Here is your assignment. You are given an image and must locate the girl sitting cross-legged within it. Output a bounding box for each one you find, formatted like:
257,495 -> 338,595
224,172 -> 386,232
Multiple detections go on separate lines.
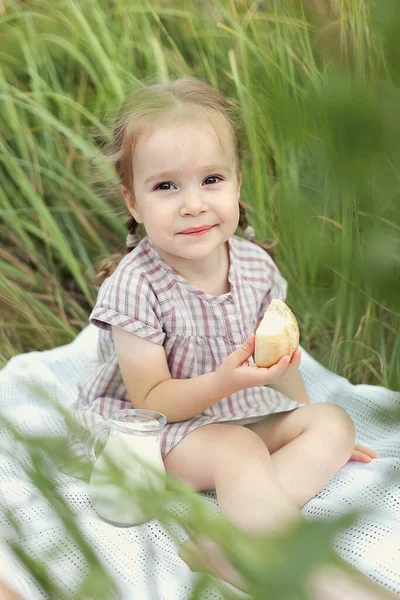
75,76 -> 394,599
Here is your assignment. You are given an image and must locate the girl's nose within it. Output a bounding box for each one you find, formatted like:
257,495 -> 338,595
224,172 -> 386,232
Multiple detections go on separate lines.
180,193 -> 208,217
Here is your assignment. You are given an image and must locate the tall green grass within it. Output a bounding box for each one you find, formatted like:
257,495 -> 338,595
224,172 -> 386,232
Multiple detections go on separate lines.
1,0 -> 398,388
1,0 -> 399,387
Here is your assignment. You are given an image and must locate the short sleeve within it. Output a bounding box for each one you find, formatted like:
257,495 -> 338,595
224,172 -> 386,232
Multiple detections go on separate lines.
257,254 -> 288,322
89,265 -> 166,346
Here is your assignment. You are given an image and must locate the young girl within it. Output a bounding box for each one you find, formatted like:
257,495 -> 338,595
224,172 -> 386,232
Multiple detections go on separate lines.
75,77 -> 391,598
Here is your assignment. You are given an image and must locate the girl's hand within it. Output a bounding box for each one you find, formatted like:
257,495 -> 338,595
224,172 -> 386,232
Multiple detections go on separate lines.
270,348 -> 302,384
349,445 -> 379,463
215,333 -> 300,397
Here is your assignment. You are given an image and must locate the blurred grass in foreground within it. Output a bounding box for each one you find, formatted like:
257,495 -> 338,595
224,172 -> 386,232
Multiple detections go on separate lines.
0,0 -> 399,388
0,407 -> 371,600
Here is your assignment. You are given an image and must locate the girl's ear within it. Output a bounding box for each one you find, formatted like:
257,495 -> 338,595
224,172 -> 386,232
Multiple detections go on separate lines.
121,185 -> 142,224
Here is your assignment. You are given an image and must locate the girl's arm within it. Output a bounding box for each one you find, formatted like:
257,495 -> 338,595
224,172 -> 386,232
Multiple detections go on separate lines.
112,328 -> 295,423
267,350 -> 311,405
268,368 -> 310,405
112,325 -> 231,422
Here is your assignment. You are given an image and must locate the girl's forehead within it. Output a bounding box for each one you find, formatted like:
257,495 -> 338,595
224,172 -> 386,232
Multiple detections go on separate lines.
134,118 -> 236,169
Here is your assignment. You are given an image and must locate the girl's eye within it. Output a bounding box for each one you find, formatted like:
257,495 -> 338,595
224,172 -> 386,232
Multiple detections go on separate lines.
154,182 -> 176,191
203,175 -> 223,185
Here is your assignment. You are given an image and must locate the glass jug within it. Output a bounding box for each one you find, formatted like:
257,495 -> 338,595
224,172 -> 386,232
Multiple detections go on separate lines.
88,408 -> 167,527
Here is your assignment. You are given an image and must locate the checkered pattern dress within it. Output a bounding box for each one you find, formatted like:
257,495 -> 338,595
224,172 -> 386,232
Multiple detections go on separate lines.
74,235 -> 300,459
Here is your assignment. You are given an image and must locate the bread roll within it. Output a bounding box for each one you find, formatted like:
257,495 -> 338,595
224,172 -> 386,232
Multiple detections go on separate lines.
255,299 -> 299,368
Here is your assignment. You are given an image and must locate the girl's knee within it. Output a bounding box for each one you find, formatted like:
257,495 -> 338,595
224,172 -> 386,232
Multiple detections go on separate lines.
313,403 -> 356,449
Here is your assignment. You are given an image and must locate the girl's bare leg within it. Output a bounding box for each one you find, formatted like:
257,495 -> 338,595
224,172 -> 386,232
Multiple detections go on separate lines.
244,403 -> 356,507
164,404 -> 396,598
164,422 -> 301,591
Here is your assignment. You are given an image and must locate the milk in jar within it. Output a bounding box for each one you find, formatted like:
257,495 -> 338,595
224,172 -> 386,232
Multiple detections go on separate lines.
89,410 -> 167,526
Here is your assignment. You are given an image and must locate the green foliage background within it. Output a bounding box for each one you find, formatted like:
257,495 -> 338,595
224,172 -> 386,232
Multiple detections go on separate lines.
0,0 -> 399,388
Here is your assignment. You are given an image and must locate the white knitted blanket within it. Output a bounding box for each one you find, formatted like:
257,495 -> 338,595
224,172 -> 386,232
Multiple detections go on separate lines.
0,325 -> 399,599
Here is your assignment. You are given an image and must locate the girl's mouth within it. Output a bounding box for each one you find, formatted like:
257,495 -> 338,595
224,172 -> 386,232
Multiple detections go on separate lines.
178,225 -> 216,236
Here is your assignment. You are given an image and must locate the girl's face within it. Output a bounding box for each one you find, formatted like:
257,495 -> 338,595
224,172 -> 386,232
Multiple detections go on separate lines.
123,120 -> 242,267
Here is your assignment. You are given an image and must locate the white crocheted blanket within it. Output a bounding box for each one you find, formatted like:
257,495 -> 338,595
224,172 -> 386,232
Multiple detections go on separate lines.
0,325 -> 399,598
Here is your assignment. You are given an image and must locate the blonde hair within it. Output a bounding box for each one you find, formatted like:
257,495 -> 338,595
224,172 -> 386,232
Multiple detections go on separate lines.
94,76 -> 277,286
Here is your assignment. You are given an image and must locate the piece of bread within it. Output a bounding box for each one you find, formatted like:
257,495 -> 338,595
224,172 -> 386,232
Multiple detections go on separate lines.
254,299 -> 299,368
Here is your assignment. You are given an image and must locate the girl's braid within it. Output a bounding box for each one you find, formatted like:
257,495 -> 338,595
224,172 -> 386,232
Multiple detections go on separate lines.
93,216 -> 141,286
238,200 -> 277,259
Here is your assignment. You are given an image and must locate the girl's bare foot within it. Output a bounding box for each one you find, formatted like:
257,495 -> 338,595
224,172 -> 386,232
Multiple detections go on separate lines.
180,536 -> 398,600
179,533 -> 248,592
0,580 -> 21,600
310,566 -> 399,600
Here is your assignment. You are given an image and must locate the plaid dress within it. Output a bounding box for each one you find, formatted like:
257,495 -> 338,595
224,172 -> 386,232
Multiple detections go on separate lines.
74,235 -> 301,459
